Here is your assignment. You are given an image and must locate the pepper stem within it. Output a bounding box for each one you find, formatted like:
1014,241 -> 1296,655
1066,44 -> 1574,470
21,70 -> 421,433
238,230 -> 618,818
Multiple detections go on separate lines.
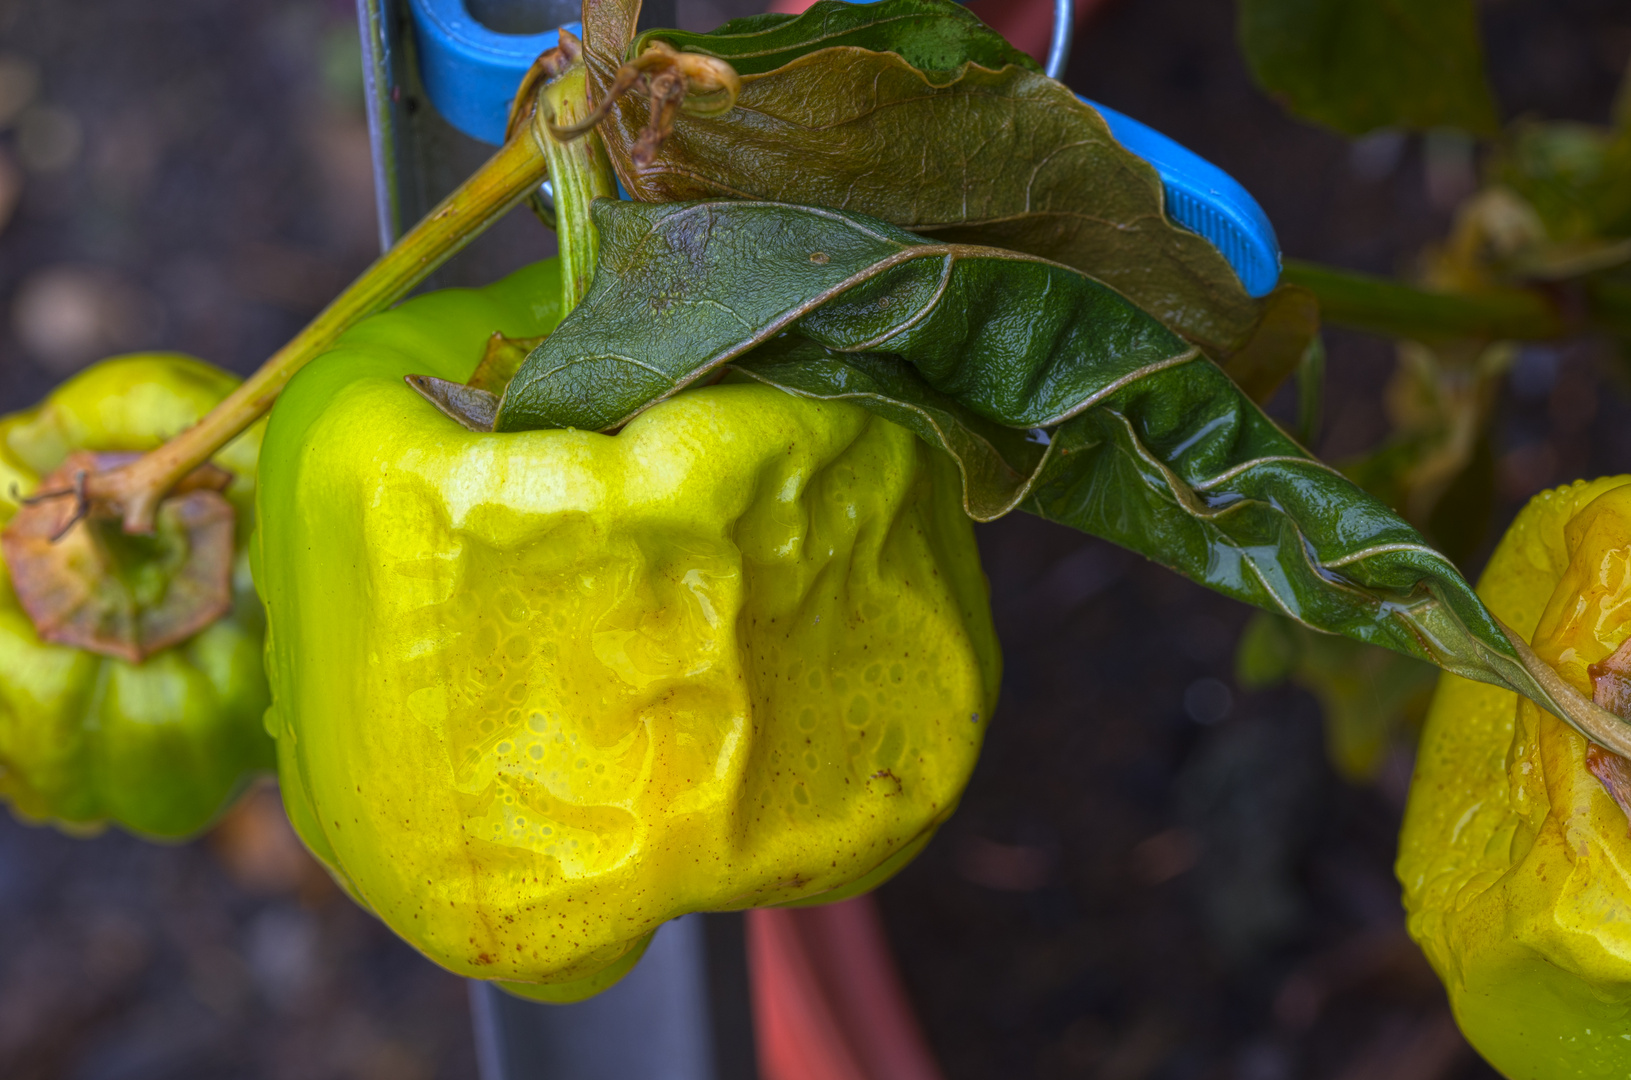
78,86 -> 559,535
539,55 -> 620,314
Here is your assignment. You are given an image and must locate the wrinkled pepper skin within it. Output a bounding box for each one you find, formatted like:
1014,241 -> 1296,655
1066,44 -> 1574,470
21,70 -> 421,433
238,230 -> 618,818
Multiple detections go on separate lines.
0,355 -> 272,838
254,259 -> 1001,1001
1401,476 -> 1631,1077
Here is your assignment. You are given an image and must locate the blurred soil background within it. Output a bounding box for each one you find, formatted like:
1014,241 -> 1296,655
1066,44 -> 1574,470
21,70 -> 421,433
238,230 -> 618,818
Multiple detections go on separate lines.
0,0 -> 1626,1077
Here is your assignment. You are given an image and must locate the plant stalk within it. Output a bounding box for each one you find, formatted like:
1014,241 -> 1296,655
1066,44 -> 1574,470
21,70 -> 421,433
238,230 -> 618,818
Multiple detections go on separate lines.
84,98 -> 556,534
1283,260 -> 1567,344
539,63 -> 620,315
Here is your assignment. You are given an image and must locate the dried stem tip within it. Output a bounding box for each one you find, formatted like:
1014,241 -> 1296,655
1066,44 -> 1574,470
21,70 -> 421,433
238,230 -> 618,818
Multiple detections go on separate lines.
547,37 -> 740,167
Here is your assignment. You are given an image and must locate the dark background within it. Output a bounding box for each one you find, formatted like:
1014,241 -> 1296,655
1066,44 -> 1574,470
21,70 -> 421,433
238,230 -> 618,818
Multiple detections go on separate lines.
0,0 -> 1626,1076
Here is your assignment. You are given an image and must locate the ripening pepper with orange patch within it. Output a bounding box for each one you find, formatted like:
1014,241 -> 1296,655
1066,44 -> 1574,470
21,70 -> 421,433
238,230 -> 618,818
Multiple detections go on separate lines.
1402,476 -> 1631,1077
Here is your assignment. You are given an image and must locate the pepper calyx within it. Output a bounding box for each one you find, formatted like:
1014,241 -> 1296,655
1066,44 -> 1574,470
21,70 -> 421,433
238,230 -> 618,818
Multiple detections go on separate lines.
2,451 -> 236,663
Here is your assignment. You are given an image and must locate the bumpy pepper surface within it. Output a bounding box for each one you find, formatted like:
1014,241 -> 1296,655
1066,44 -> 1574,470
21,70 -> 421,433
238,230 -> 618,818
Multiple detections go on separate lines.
0,354 -> 272,838
1400,476 -> 1631,1077
254,258 -> 1001,1001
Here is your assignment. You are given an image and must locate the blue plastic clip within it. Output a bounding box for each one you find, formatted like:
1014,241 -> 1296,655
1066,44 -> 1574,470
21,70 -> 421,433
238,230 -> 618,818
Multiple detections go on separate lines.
405,0 -> 1280,296
408,0 -> 581,145
1087,102 -> 1280,297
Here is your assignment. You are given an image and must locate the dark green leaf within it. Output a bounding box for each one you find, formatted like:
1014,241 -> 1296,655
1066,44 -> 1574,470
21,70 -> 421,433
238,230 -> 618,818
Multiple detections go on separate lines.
756,333 -> 1501,695
761,332 -> 1550,709
498,194 -> 1631,758
1237,0 -> 1498,137
695,11 -> 795,37
1018,351 -> 1488,660
495,199 -> 1194,433
633,0 -> 1038,79
582,0 -> 1260,356
1005,350 -> 1624,751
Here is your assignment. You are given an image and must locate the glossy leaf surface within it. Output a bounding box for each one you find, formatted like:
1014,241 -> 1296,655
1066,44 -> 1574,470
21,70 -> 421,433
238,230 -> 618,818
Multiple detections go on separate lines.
495,200 -> 1195,434
500,195 -> 1631,752
1237,0 -> 1498,137
580,0 -> 1260,356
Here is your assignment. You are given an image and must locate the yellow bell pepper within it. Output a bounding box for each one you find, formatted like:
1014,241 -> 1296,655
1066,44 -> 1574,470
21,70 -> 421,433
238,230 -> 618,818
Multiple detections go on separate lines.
1401,475 -> 1631,1076
253,258 -> 1001,1001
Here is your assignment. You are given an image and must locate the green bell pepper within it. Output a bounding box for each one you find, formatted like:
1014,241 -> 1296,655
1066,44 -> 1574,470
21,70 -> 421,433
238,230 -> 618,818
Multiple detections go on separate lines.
0,354 -> 272,838
254,257 -> 1001,1001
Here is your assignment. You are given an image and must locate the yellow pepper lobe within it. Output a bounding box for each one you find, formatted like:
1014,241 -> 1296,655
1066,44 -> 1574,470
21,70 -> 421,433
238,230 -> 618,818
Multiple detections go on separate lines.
0,354 -> 272,838
1400,477 -> 1631,1076
254,260 -> 1000,998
